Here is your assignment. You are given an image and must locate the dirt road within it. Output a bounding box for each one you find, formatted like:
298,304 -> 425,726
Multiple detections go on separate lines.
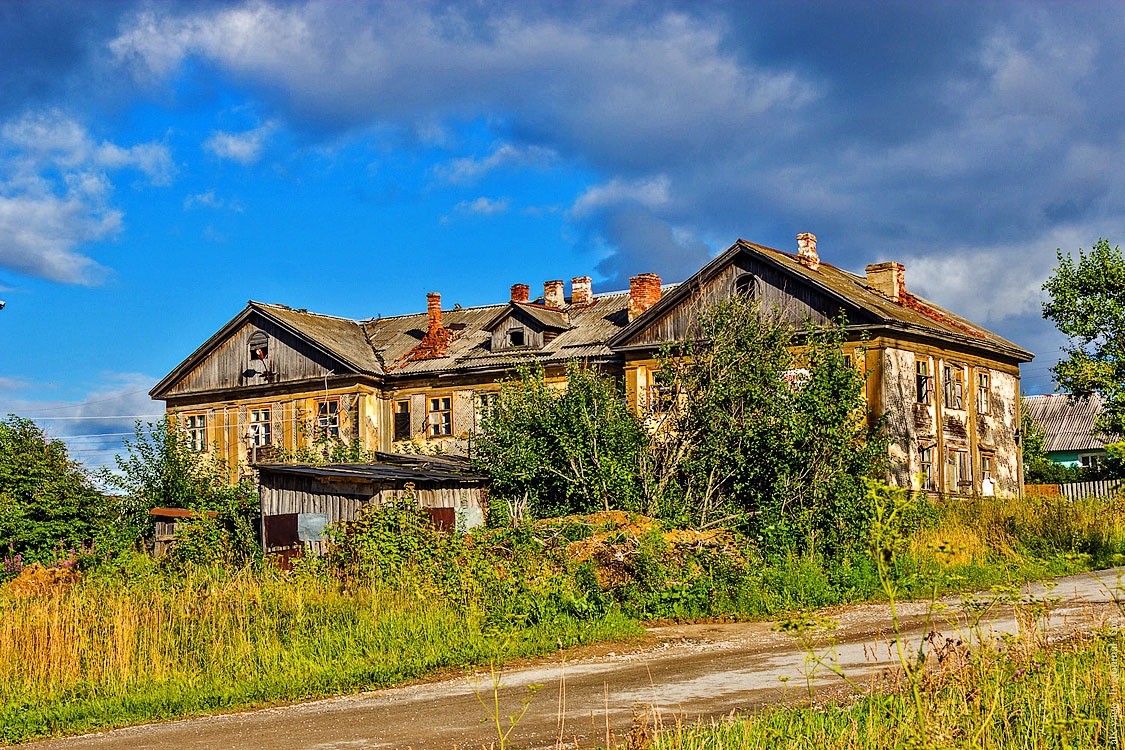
21,567 -> 1125,750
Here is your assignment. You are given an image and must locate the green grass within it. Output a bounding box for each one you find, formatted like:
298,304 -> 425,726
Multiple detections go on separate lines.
0,570 -> 641,744
3,490 -> 1124,745
641,630 -> 1123,749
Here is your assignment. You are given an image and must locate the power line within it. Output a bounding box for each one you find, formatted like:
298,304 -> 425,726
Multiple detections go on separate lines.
12,388 -> 153,414
22,414 -> 165,421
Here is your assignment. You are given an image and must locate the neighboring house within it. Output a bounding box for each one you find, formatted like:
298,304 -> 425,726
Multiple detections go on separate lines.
151,233 -> 1034,497
1024,393 -> 1113,469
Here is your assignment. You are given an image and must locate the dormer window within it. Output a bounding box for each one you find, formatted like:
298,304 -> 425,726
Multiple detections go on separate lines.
733,273 -> 758,298
248,330 -> 269,361
508,329 -> 525,348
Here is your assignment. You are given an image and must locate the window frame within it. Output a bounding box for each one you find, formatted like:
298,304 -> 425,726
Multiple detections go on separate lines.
976,371 -> 991,415
507,328 -> 526,348
393,399 -> 412,442
248,330 -> 269,362
946,447 -> 970,493
428,394 -> 453,437
316,398 -> 340,440
248,405 -> 272,447
733,273 -> 758,298
980,451 -> 994,481
475,391 -> 500,425
919,445 -> 935,491
916,360 -> 932,405
943,363 -> 965,410
185,412 -> 208,453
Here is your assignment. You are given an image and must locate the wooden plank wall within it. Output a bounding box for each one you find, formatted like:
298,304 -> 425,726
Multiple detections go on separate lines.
259,471 -> 485,554
166,315 -> 347,396
625,255 -> 850,348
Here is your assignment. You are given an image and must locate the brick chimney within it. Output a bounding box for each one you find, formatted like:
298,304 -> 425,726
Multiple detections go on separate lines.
427,292 -> 442,330
544,280 -> 565,308
797,232 -> 819,271
628,273 -> 662,322
571,276 -> 592,305
510,283 -> 530,303
865,262 -> 906,302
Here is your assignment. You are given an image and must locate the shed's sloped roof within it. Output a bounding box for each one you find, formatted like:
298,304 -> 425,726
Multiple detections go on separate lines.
1025,393 -> 1115,452
255,460 -> 484,484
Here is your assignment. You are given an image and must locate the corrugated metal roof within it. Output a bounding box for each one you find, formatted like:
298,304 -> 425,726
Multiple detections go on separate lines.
1024,393 -> 1115,452
254,302 -> 385,375
255,460 -> 484,484
739,242 -> 1031,359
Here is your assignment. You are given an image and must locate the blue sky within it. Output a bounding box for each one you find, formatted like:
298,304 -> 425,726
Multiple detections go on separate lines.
1,0 -> 1122,468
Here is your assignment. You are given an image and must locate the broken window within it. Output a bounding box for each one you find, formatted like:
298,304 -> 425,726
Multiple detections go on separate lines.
185,413 -> 207,452
943,363 -> 964,410
507,328 -> 525,348
976,371 -> 990,415
317,399 -> 339,440
980,452 -> 993,480
916,360 -> 932,404
393,399 -> 411,441
428,395 -> 453,437
919,446 -> 935,490
946,447 -> 969,493
733,273 -> 758,298
476,392 -> 499,425
248,330 -> 269,361
648,371 -> 675,414
249,406 -> 272,446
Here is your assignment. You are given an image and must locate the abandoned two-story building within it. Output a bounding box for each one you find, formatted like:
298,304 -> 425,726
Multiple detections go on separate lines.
151,234 -> 1034,497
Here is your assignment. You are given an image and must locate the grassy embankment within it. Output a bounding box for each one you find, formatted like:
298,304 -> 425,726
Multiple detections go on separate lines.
2,491 -> 1124,744
635,611 -> 1124,749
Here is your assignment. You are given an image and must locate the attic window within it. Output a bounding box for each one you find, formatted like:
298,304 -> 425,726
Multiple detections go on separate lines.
733,274 -> 758,298
248,331 -> 269,361
508,329 -> 525,348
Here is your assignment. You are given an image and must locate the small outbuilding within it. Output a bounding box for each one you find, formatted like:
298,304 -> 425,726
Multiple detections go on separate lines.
256,452 -> 487,559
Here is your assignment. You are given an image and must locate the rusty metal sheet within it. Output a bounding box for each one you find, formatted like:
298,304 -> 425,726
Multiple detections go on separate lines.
264,513 -> 299,547
426,507 -> 456,532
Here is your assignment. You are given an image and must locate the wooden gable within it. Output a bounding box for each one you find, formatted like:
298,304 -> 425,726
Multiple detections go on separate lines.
612,245 -> 873,351
485,303 -> 569,352
154,310 -> 359,399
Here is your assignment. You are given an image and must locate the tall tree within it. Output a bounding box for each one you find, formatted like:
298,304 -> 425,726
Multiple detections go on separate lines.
0,416 -> 107,558
1042,238 -> 1125,434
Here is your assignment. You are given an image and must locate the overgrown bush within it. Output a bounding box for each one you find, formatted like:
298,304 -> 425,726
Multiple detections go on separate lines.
474,360 -> 647,519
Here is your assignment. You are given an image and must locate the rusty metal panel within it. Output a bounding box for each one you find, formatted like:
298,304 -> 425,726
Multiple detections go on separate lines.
426,507 -> 456,532
264,513 -> 299,547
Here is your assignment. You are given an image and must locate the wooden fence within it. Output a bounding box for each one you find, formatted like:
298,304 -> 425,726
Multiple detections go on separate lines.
1024,479 -> 1123,500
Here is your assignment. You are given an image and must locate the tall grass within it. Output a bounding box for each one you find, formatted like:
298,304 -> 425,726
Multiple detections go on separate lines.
0,566 -> 638,744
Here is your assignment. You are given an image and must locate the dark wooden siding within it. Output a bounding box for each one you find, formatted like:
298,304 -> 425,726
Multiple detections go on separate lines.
624,254 -> 858,348
489,309 -> 545,352
165,315 -> 350,396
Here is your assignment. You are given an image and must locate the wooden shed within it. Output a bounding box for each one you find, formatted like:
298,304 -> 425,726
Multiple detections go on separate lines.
149,507 -> 220,557
256,453 -> 487,557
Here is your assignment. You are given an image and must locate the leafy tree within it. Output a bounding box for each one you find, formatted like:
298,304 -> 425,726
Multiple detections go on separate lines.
0,416 -> 108,559
647,297 -> 888,551
99,418 -> 259,560
474,360 -> 647,520
1042,238 -> 1125,434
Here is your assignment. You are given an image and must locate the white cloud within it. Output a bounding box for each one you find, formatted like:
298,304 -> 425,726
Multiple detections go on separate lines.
0,110 -> 173,284
455,196 -> 509,216
183,189 -> 242,211
436,143 -> 558,184
203,120 -> 277,165
571,176 -> 671,219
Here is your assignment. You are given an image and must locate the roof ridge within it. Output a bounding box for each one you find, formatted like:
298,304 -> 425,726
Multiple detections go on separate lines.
250,301 -> 363,324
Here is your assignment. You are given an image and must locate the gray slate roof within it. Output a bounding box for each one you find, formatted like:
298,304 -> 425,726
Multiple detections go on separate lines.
1025,393 -> 1114,452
